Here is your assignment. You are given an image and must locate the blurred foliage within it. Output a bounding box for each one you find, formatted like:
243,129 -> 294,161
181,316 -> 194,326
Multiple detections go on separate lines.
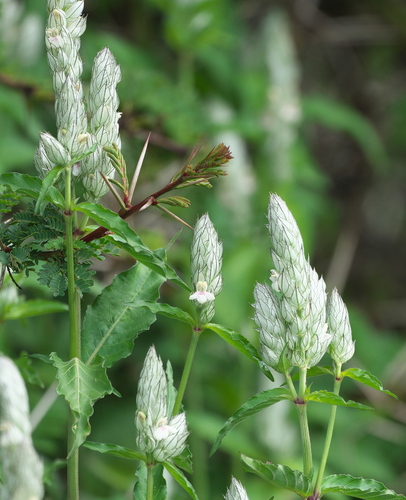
1,0 -> 406,498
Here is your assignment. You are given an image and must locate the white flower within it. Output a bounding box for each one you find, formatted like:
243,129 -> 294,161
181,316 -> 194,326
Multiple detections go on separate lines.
189,281 -> 215,304
136,346 -> 189,463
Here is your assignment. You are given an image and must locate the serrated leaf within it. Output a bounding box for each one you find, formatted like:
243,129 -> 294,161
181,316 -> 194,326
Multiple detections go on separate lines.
163,461 -> 200,500
321,474 -> 406,500
35,164 -> 65,215
307,390 -> 373,410
210,388 -> 292,456
82,263 -> 165,367
126,300 -> 195,326
0,173 -> 65,208
205,323 -> 274,381
76,202 -> 188,290
83,441 -> 146,461
2,299 -> 68,320
341,368 -> 397,399
241,455 -> 313,496
134,462 -> 166,500
50,352 -> 117,455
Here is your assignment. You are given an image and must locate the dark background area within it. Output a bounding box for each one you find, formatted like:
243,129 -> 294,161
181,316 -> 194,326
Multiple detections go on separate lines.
0,0 -> 405,498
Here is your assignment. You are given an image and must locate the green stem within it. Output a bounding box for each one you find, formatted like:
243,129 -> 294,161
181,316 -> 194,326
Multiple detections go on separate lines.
284,370 -> 298,400
147,463 -> 155,500
172,328 -> 201,415
297,368 -> 312,477
65,166 -> 81,500
313,365 -> 343,497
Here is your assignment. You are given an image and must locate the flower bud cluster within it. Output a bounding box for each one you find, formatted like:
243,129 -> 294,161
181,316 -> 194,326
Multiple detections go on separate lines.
35,1 -> 122,202
189,214 -> 222,324
135,346 -> 189,463
0,355 -> 44,500
224,477 -> 250,500
254,194 -> 331,371
327,288 -> 355,366
35,1 -> 87,177
82,48 -> 122,200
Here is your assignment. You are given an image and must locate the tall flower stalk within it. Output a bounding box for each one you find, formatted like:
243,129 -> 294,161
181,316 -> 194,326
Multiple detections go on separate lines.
135,346 -> 189,500
173,214 -> 222,415
253,193 -> 357,492
36,2 -> 123,498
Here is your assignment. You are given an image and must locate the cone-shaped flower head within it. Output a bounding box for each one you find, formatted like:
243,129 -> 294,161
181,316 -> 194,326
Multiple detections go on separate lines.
253,194 -> 331,370
189,214 -> 222,324
135,346 -> 189,463
81,47 -> 122,201
0,355 -> 44,500
36,0 -> 87,178
327,288 -> 355,366
224,477 -> 250,500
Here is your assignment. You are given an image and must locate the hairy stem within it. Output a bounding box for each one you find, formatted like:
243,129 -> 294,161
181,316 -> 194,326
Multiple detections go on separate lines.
172,328 -> 201,415
65,166 -> 81,500
297,368 -> 312,476
313,365 -> 343,497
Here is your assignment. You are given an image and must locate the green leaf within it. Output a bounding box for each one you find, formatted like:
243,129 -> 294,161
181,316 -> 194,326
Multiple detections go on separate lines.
210,388 -> 292,456
204,323 -> 274,381
321,474 -> 406,500
0,172 -> 64,208
50,352 -> 117,455
163,461 -> 200,500
171,446 -> 193,475
126,300 -> 195,326
2,299 -> 68,320
341,368 -> 398,399
76,202 -> 188,289
83,441 -> 146,462
134,463 -> 166,500
291,365 -> 334,382
82,263 -> 165,367
35,164 -> 65,215
241,454 -> 313,496
307,390 -> 373,410
14,352 -> 44,388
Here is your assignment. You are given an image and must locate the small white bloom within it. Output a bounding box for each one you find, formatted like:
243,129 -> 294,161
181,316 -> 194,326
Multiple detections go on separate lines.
189,281 -> 215,304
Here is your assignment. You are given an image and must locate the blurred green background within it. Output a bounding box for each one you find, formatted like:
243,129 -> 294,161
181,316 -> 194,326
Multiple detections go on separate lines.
0,0 -> 405,498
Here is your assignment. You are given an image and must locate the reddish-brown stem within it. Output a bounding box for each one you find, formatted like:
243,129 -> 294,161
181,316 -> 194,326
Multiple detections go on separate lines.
81,176 -> 184,243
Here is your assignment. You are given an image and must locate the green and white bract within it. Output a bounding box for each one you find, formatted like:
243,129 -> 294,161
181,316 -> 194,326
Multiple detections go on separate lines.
135,346 -> 189,463
254,194 -> 332,371
224,477 -> 250,500
190,214 -> 222,324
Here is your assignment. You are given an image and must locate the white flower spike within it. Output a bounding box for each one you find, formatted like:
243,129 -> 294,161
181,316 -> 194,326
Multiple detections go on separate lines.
253,194 -> 331,371
135,346 -> 189,463
190,214 -> 222,324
